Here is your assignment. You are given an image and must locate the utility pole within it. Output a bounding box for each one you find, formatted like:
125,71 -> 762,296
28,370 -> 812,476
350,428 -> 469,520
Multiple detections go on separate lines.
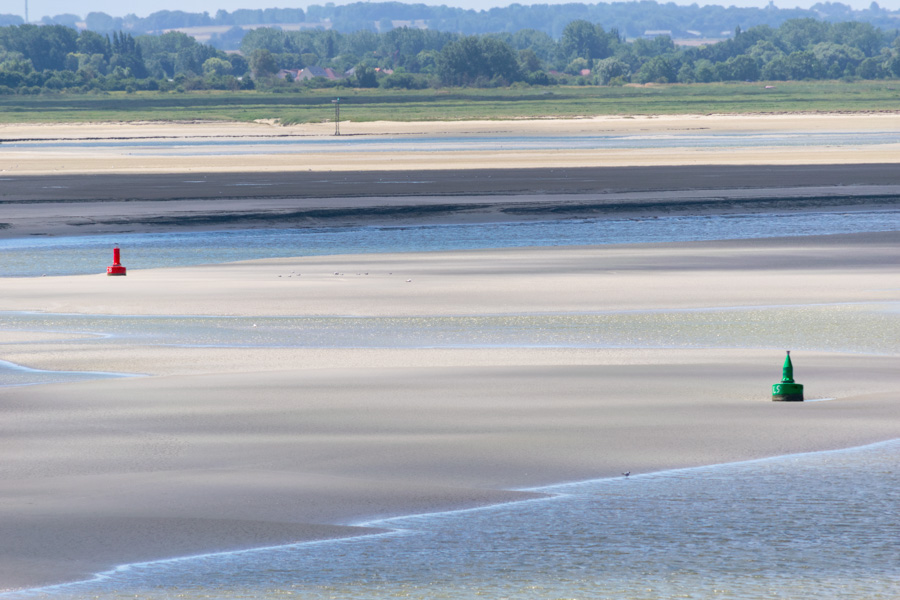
331,98 -> 340,136
24,0 -> 28,23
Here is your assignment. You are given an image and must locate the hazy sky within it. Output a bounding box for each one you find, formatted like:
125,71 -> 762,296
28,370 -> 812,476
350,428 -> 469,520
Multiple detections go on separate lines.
16,0 -> 890,21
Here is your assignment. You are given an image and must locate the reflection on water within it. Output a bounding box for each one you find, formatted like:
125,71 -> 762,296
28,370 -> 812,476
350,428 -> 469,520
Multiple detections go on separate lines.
15,440 -> 900,600
1,209 -> 899,277
1,304 -> 898,355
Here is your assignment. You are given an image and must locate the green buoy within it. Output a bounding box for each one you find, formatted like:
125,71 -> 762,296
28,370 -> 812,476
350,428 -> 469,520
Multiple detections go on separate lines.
772,351 -> 804,402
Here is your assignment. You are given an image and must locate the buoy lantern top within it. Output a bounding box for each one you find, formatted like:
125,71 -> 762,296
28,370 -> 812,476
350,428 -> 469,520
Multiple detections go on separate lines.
781,350 -> 794,383
107,247 -> 127,276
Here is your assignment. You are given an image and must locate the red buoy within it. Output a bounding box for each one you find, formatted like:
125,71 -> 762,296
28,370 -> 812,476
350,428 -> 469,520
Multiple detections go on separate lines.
107,247 -> 127,276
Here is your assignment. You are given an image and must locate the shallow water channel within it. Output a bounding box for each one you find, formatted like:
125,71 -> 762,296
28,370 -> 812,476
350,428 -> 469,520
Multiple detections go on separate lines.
2,209 -> 898,277
12,440 -> 900,600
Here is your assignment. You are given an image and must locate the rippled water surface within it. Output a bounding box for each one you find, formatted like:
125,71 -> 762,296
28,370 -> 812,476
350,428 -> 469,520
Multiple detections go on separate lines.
2,210 -> 899,277
14,440 -> 899,600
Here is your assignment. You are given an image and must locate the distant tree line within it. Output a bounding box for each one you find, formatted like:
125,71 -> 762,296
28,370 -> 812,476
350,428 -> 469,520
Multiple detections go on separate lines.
1,18 -> 899,95
2,1 -> 900,48
0,26 -> 250,93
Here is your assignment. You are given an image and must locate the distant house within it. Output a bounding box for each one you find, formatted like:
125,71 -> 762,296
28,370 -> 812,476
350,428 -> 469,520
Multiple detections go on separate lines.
643,30 -> 673,38
392,19 -> 427,29
296,66 -> 341,81
375,19 -> 427,32
276,69 -> 302,80
276,67 -> 343,82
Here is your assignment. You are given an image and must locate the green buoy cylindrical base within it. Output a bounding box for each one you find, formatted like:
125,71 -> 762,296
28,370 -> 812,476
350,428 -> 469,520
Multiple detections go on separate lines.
772,382 -> 804,402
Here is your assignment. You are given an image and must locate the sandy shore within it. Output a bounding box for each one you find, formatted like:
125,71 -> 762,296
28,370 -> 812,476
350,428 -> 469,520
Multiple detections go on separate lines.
3,112 -> 898,240
1,114 -> 899,591
3,112 -> 898,140
2,113 -> 899,176
1,232 -> 899,591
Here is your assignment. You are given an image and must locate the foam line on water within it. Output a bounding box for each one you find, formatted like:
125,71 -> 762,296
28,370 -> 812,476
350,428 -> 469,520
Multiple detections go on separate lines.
0,529 -> 401,597
529,437 -> 900,494
5,437 -> 897,598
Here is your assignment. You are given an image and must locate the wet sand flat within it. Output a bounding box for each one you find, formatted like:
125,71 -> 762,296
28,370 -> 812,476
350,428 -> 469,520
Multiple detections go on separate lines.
3,112 -> 898,239
1,165 -> 899,239
1,233 -> 899,591
2,112 -> 899,180
1,114 -> 899,592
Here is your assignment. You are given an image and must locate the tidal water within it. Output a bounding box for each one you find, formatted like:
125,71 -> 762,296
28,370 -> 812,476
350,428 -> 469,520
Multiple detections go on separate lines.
11,439 -> 900,600
2,209 -> 899,277
2,195 -> 898,598
5,130 -> 900,156
0,358 -> 135,388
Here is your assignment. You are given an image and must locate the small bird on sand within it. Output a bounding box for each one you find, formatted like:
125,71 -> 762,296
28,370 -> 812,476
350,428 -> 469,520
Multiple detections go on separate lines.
622,471 -> 630,477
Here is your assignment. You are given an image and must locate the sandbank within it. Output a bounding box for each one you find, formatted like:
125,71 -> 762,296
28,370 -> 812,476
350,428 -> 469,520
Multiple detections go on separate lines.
3,112 -> 898,140
1,112 -> 899,175
1,232 -> 899,591
2,112 -> 898,241
1,114 -> 898,591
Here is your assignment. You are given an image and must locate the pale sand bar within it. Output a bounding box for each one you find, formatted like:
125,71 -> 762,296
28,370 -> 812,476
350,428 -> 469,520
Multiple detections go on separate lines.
3,112 -> 899,240
1,114 -> 899,591
1,233 -> 899,591
2,113 -> 900,175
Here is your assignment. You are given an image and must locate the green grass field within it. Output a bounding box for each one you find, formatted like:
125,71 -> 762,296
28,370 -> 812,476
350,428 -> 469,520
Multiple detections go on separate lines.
1,80 -> 898,125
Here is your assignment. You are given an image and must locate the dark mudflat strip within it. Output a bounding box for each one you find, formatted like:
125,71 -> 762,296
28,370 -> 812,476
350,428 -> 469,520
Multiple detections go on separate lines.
3,164 -> 899,203
2,164 -> 897,239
